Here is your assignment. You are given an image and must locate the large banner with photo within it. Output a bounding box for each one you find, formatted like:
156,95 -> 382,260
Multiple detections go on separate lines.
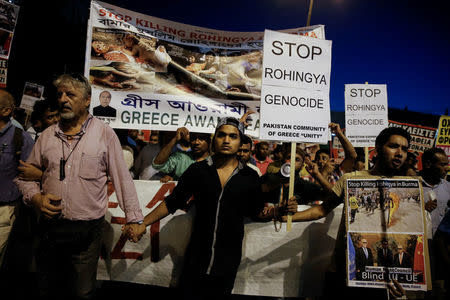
99,180 -> 343,298
345,177 -> 430,291
86,1 -> 325,136
0,0 -> 20,87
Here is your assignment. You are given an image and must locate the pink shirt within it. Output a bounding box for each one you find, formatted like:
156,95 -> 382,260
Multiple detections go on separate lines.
15,115 -> 143,223
253,155 -> 273,175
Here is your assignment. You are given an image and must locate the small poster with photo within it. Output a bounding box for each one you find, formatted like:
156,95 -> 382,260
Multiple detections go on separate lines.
345,178 -> 430,291
20,82 -> 44,111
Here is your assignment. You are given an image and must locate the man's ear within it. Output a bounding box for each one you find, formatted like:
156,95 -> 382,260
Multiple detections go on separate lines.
85,96 -> 91,109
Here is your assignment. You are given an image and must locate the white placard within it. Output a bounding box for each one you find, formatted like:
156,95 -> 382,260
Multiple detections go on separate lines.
260,30 -> 332,143
259,84 -> 330,143
261,29 -> 332,92
345,84 -> 388,147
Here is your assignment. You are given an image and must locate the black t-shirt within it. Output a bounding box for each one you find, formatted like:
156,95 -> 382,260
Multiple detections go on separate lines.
165,157 -> 265,278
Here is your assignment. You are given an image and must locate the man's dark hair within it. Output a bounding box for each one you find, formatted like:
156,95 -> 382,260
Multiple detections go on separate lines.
31,100 -> 58,123
241,135 -> 252,146
375,127 -> 411,149
355,147 -> 365,163
190,132 -> 212,145
422,147 -> 446,165
255,141 -> 269,150
315,148 -> 330,159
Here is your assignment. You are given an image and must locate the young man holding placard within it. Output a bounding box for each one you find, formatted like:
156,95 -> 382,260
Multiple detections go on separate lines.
284,127 -> 415,298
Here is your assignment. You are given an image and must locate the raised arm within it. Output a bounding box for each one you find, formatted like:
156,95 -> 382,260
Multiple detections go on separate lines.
304,157 -> 334,192
329,123 -> 357,173
153,127 -> 189,165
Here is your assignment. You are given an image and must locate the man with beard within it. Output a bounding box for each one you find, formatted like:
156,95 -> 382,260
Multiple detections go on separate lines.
285,127 -> 411,299
128,117 -> 297,299
152,127 -> 211,181
14,73 -> 143,299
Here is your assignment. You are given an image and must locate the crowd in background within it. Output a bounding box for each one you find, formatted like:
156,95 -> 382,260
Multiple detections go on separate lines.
1,88 -> 449,300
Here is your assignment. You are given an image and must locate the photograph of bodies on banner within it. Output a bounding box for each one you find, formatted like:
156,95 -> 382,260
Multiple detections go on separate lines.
89,27 -> 261,100
348,232 -> 426,288
347,179 -> 423,233
0,0 -> 19,32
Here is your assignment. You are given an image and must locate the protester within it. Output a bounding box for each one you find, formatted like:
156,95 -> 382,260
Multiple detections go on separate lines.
133,132 -> 161,180
14,73 -> 144,299
432,209 -> 450,299
400,151 -> 419,176
0,90 -> 34,268
253,141 -> 273,175
126,117 -> 297,300
237,134 -> 261,176
421,147 -> 450,298
422,147 -> 450,236
152,127 -> 210,181
283,127 -> 411,299
312,123 -> 357,186
26,99 -> 60,141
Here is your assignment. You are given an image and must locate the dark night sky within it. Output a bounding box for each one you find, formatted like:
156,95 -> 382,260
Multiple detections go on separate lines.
8,0 -> 450,117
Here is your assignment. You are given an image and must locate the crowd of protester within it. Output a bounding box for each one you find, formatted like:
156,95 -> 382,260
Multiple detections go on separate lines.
0,75 -> 449,300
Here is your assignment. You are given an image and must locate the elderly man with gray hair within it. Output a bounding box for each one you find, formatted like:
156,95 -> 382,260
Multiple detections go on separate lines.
14,74 -> 143,299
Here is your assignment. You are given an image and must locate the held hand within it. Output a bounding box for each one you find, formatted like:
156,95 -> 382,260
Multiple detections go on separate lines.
31,193 -> 62,219
286,196 -> 298,214
387,280 -> 405,298
425,200 -> 437,212
122,223 -> 147,242
160,175 -> 173,183
278,196 -> 298,217
18,160 -> 43,181
328,122 -> 342,135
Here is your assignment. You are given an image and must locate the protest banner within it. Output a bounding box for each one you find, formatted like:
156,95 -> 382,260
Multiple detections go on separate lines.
259,29 -> 332,143
345,177 -> 430,291
355,120 -> 438,171
344,84 -> 388,147
435,115 -> 450,174
86,1 -> 325,136
388,121 -> 437,170
19,82 -> 44,111
98,180 -> 343,298
0,0 -> 20,87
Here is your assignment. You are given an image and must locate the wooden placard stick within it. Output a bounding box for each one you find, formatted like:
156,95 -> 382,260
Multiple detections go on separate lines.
286,142 -> 296,231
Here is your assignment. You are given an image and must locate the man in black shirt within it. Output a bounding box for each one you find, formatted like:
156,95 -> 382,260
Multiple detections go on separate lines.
92,90 -> 116,117
128,117 -> 297,299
